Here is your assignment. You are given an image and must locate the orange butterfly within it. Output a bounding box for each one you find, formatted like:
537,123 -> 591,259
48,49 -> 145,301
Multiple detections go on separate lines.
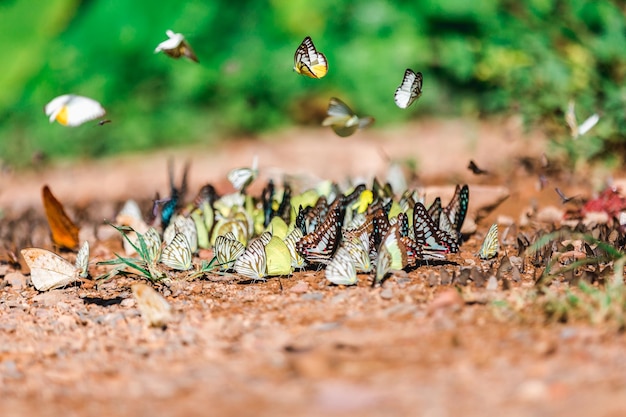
42,185 -> 79,250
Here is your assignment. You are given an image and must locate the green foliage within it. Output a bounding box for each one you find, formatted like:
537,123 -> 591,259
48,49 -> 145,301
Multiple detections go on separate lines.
0,0 -> 624,166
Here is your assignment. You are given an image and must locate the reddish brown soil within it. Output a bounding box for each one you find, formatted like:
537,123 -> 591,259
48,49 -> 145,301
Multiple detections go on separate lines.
1,119 -> 626,417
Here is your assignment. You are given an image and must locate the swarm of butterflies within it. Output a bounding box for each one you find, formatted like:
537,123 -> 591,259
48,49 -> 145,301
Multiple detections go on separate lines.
43,34 -> 423,137
20,156 -> 502,291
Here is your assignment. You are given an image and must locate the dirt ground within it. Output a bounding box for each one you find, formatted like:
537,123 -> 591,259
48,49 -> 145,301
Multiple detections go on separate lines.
1,119 -> 626,417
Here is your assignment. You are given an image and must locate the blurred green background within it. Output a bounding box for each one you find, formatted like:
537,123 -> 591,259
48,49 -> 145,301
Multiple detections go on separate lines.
0,0 -> 624,167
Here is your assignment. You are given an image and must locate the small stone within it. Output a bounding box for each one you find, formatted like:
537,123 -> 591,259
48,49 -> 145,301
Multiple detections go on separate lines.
120,298 -> 136,308
428,289 -> 463,313
380,288 -> 393,300
486,276 -> 498,291
5,272 -> 27,289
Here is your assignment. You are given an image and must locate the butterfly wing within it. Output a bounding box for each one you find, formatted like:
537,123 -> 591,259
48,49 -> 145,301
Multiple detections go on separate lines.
215,234 -> 245,270
394,69 -> 423,109
284,228 -> 307,269
45,95 -> 105,127
42,185 -> 79,250
294,36 -> 328,78
413,202 -> 458,253
264,235 -> 293,276
75,241 -> 90,278
325,246 -> 357,286
161,232 -> 192,271
234,238 -> 267,280
478,223 -> 499,260
21,248 -> 79,291
296,197 -> 345,264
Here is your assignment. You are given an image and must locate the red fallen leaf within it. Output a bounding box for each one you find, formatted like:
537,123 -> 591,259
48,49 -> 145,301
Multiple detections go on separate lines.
581,187 -> 626,220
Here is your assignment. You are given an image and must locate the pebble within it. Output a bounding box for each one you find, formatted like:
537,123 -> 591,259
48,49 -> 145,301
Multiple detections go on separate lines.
290,281 -> 309,293
5,272 -> 27,289
121,298 -> 136,308
486,276 -> 498,291
379,288 -> 393,300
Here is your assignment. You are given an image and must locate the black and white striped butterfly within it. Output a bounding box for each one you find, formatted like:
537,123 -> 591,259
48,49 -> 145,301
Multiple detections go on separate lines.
283,228 -> 307,269
294,36 -> 328,79
394,69 -> 423,109
413,202 -> 458,253
296,197 -> 345,264
443,184 -> 469,237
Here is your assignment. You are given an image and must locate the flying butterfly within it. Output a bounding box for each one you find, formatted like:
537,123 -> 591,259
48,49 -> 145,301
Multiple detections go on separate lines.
565,100 -> 599,139
293,36 -> 328,79
154,30 -> 199,63
160,232 -> 193,271
555,187 -> 579,205
394,69 -> 423,109
44,94 -> 106,127
42,185 -> 79,250
478,223 -> 499,260
234,238 -> 267,281
214,233 -> 245,270
325,246 -> 358,286
322,97 -> 374,138
468,160 -> 489,175
21,244 -> 89,291
131,283 -> 173,328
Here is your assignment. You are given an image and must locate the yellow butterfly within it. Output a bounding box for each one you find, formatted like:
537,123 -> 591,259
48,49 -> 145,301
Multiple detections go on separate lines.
44,94 -> 106,127
478,223 -> 499,260
154,30 -> 199,63
264,235 -> 293,276
322,97 -> 374,137
293,36 -> 328,79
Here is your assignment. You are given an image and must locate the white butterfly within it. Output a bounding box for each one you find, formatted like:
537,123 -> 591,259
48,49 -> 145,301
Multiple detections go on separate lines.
163,215 -> 198,253
131,283 -> 173,328
44,94 -> 106,127
394,69 -> 423,109
322,97 -> 374,137
283,228 -> 307,269
478,223 -> 499,260
566,100 -> 599,139
325,246 -> 357,286
234,238 -> 267,281
161,232 -> 192,271
214,233 -> 245,270
21,244 -> 89,291
154,30 -> 198,63
142,227 -> 163,265
227,155 -> 259,192
343,231 -> 372,273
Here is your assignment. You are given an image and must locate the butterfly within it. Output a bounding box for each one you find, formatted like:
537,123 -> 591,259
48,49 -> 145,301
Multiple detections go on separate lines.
21,243 -> 89,291
478,223 -> 499,260
264,235 -> 293,276
293,36 -> 328,79
322,97 -> 374,137
131,283 -> 173,328
154,30 -> 198,63
468,160 -> 489,175
164,215 -> 198,253
227,155 -> 259,193
42,185 -> 79,250
283,228 -> 307,269
234,237 -> 267,281
413,202 -> 458,253
44,94 -> 106,127
142,227 -> 163,265
394,69 -> 423,109
443,184 -> 469,236
565,100 -> 599,139
160,232 -> 192,271
555,187 -> 578,204
325,246 -> 358,286
380,224 -> 408,271
214,233 -> 245,270
343,230 -> 373,273
427,197 -> 442,226
296,197 -> 345,264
